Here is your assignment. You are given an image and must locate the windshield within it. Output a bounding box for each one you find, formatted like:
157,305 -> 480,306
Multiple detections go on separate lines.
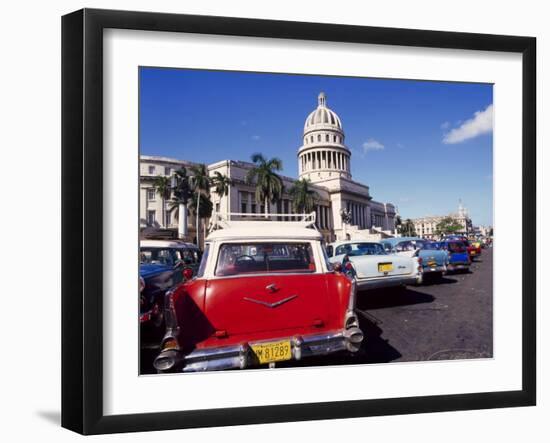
421,242 -> 440,250
335,242 -> 386,256
140,247 -> 177,266
215,242 -> 316,276
447,241 -> 467,253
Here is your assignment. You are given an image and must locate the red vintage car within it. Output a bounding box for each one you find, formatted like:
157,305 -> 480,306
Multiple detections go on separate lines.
153,213 -> 364,373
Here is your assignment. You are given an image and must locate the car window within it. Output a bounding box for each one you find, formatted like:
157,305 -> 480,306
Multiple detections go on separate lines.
215,242 -> 316,276
421,242 -> 439,250
321,244 -> 334,271
447,242 -> 466,253
335,242 -> 386,256
196,244 -> 209,278
326,245 -> 333,257
395,241 -> 416,252
140,248 -> 175,266
181,248 -> 199,264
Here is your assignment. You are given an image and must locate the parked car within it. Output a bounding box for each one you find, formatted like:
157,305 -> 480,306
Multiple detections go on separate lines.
380,237 -> 449,280
139,240 -> 201,327
153,213 -> 364,373
469,239 -> 483,257
326,240 -> 422,290
437,240 -> 471,273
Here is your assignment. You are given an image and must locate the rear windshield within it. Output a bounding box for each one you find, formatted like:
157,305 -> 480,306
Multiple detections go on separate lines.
447,242 -> 467,253
421,242 -> 440,250
335,242 -> 386,256
215,242 -> 316,276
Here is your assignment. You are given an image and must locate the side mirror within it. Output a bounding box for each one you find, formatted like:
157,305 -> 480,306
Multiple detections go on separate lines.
183,267 -> 194,281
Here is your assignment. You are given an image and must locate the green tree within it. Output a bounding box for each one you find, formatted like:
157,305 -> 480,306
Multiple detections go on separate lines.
436,216 -> 463,236
189,191 -> 213,243
288,178 -> 318,214
245,153 -> 284,216
398,218 -> 417,236
188,164 -> 211,246
169,167 -> 192,238
210,171 -> 233,215
153,175 -> 172,227
395,215 -> 402,231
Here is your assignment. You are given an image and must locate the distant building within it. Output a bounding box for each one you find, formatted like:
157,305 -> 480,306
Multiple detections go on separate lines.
140,92 -> 397,246
411,201 -> 472,239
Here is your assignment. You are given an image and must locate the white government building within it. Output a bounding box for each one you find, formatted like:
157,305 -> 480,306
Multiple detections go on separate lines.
140,92 -> 397,246
411,201 -> 472,239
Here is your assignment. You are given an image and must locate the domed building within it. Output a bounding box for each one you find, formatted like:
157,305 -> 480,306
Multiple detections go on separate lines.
299,92 -> 351,181
139,92 -> 397,245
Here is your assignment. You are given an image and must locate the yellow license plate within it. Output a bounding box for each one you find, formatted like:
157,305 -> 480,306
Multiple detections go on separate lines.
378,263 -> 393,272
251,340 -> 292,364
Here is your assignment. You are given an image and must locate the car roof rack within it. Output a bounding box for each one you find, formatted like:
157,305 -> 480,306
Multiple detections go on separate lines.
209,212 -> 318,233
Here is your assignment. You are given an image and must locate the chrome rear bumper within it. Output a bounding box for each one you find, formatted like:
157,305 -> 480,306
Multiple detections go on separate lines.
422,264 -> 447,274
355,274 -> 421,290
447,263 -> 470,271
155,328 -> 363,373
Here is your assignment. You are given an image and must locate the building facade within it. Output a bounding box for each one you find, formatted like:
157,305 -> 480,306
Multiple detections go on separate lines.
411,201 -> 472,239
140,92 -> 397,246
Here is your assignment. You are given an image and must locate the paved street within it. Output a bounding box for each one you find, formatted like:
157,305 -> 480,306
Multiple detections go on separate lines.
141,249 -> 493,373
281,248 -> 493,368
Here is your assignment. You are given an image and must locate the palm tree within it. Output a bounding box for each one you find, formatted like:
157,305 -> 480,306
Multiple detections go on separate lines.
288,178 -> 318,215
245,153 -> 284,216
398,218 -> 416,236
188,164 -> 211,246
210,171 -> 233,215
189,191 -> 214,242
169,167 -> 192,238
153,176 -> 172,228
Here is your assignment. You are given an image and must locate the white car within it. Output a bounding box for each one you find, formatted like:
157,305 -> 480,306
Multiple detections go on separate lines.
326,240 -> 422,291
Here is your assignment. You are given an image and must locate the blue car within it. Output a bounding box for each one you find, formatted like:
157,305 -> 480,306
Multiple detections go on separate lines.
436,240 -> 471,273
139,240 -> 201,328
380,237 -> 449,280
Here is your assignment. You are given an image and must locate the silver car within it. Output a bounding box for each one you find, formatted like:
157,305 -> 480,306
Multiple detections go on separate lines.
326,241 -> 422,291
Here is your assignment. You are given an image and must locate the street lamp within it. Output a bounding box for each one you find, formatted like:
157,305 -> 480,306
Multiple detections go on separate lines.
340,208 -> 352,240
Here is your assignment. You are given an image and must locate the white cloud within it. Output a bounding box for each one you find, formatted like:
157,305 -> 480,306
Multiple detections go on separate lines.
443,104 -> 493,144
362,138 -> 385,152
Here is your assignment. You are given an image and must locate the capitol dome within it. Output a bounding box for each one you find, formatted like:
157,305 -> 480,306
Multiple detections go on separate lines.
298,92 -> 351,181
304,92 -> 343,131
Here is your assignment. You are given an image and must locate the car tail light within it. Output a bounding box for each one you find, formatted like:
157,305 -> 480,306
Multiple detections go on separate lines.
183,268 -> 193,281
344,261 -> 354,272
162,337 -> 179,351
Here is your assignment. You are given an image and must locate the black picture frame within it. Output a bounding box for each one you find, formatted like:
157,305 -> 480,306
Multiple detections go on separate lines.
62,8 -> 536,435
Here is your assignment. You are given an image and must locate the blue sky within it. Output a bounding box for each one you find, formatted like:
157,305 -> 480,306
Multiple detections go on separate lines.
140,67 -> 493,226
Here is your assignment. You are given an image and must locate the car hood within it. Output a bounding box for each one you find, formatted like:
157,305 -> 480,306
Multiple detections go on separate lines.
139,263 -> 171,279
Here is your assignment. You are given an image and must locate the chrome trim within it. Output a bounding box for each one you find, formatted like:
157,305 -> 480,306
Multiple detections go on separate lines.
243,295 -> 298,308
178,330 -> 359,372
355,274 -> 418,290
154,289 -> 183,372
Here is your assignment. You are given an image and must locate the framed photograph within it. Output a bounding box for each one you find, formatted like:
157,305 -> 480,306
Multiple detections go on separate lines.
62,8 -> 536,435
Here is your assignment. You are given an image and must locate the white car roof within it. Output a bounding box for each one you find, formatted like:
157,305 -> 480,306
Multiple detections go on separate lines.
207,222 -> 322,242
140,240 -> 198,249
329,240 -> 383,247
206,212 -> 322,242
